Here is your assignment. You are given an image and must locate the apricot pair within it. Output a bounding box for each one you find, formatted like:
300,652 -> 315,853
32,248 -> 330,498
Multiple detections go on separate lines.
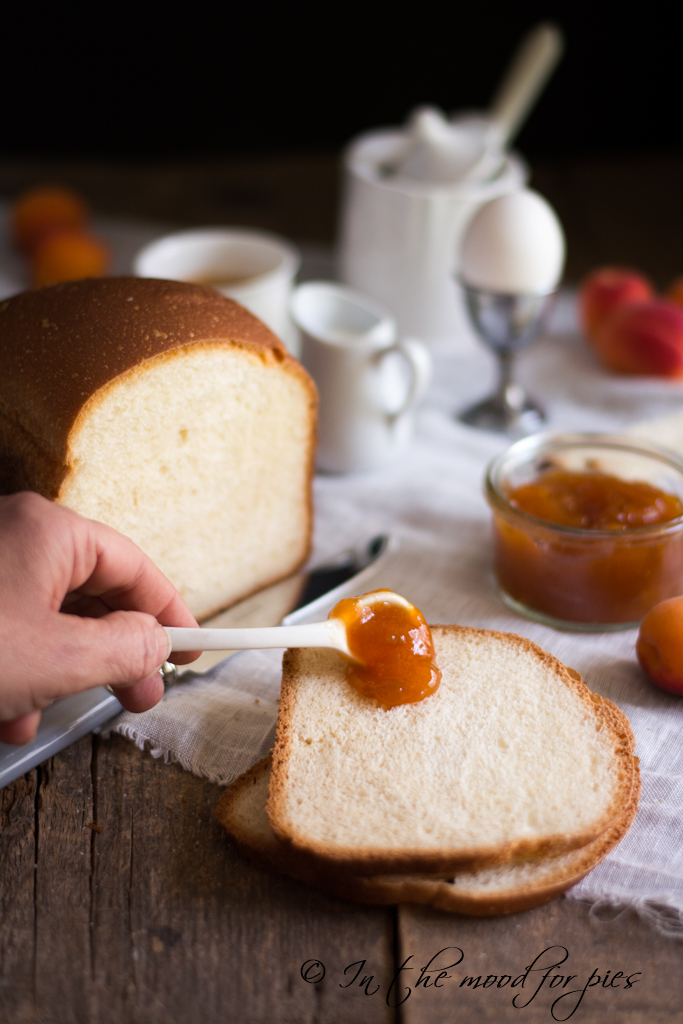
579,267 -> 683,377
11,186 -> 109,287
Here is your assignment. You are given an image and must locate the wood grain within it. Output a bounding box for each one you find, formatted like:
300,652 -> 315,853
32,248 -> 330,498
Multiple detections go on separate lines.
34,740 -> 95,1023
1,734 -> 395,1024
397,900 -> 682,1024
1,732 -> 682,1023
0,767 -> 36,1022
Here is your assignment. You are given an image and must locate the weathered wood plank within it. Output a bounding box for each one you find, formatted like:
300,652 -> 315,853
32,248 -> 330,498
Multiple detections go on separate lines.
1,733 -> 396,1024
0,768 -> 37,1023
88,733 -> 395,1024
4,728 -> 683,1024
33,737 -> 96,1023
0,736 -> 97,1024
397,899 -> 683,1023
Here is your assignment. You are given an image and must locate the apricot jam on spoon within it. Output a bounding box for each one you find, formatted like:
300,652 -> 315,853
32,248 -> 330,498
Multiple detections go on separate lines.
330,589 -> 441,708
165,589 -> 441,708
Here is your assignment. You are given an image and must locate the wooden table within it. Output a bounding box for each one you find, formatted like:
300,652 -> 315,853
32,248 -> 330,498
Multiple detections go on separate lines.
1,151 -> 683,1023
1,734 -> 680,1023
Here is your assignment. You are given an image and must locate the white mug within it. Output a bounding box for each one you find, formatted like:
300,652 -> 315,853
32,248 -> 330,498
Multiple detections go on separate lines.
133,227 -> 301,356
338,129 -> 528,349
291,282 -> 431,473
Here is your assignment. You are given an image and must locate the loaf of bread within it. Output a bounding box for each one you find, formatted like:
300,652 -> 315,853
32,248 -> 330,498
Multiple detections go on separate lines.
216,753 -> 639,915
266,626 -> 638,875
0,277 -> 317,620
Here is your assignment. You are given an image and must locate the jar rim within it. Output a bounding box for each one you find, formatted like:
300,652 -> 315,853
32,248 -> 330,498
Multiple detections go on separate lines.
485,431 -> 683,538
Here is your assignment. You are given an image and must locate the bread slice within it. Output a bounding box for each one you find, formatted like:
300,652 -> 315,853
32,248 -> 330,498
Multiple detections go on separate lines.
0,278 -> 317,620
217,753 -> 639,916
267,626 -> 637,875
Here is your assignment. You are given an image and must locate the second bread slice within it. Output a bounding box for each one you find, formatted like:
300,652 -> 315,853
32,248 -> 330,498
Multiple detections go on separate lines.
218,753 -> 639,916
267,625 -> 636,875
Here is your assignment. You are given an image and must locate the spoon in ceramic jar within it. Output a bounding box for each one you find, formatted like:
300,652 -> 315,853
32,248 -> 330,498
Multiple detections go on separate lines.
164,590 -> 414,660
389,22 -> 564,185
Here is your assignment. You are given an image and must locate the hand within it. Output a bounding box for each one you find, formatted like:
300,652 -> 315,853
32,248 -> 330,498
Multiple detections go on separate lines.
0,492 -> 199,745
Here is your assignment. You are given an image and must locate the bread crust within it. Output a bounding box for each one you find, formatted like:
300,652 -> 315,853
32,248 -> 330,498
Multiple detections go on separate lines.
0,276 -> 317,500
267,625 -> 638,875
217,752 -> 640,916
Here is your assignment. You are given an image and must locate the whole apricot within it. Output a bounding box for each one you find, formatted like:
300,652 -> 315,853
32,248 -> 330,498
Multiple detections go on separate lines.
31,229 -> 110,287
591,300 -> 683,377
579,267 -> 653,341
637,597 -> 683,695
11,186 -> 89,253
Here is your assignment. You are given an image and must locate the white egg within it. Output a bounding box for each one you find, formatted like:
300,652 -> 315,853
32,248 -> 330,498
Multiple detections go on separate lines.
460,189 -> 565,294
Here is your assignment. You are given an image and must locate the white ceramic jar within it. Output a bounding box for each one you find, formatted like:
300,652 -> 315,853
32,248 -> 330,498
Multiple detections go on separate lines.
338,130 -> 528,348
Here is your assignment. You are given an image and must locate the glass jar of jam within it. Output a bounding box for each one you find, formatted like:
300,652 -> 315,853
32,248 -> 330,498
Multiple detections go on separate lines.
485,433 -> 683,630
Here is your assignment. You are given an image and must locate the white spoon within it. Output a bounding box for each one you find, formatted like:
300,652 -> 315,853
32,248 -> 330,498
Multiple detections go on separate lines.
488,22 -> 565,148
164,591 -> 413,661
165,619 -> 354,658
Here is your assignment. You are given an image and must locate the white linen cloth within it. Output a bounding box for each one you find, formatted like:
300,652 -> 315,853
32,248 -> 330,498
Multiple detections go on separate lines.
111,293 -> 683,933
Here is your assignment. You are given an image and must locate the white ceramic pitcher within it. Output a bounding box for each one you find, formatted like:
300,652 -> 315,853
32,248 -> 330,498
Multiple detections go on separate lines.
291,282 -> 431,473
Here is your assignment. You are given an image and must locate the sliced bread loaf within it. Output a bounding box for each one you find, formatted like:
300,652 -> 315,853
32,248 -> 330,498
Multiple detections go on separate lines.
0,278 -> 317,620
217,751 -> 639,915
267,626 -> 637,874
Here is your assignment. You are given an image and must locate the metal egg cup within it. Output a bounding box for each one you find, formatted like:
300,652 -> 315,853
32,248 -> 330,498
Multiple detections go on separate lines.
458,281 -> 555,436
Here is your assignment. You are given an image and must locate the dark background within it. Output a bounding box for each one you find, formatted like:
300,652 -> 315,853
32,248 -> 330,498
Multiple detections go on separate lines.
2,1 -> 682,284
3,1 -> 682,159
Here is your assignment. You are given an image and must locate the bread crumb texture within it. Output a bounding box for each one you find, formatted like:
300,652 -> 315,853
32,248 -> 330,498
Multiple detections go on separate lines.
267,626 -> 635,872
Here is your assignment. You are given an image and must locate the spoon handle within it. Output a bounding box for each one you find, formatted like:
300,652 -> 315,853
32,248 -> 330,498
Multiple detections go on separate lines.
489,22 -> 564,145
164,619 -> 349,655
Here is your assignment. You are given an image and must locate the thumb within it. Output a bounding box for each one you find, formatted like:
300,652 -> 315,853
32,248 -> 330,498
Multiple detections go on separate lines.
44,610 -> 172,698
0,711 -> 42,745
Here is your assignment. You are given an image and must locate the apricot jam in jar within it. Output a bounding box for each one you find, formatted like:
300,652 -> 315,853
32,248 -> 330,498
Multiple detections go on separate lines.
485,433 -> 683,630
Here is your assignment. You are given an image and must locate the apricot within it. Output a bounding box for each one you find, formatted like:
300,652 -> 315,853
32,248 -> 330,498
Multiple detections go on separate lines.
11,186 -> 89,253
637,597 -> 683,695
591,300 -> 683,377
31,229 -> 110,287
579,267 -> 653,341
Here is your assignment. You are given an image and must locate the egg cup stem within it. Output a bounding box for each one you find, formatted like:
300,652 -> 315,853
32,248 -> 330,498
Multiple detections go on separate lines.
457,283 -> 552,436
